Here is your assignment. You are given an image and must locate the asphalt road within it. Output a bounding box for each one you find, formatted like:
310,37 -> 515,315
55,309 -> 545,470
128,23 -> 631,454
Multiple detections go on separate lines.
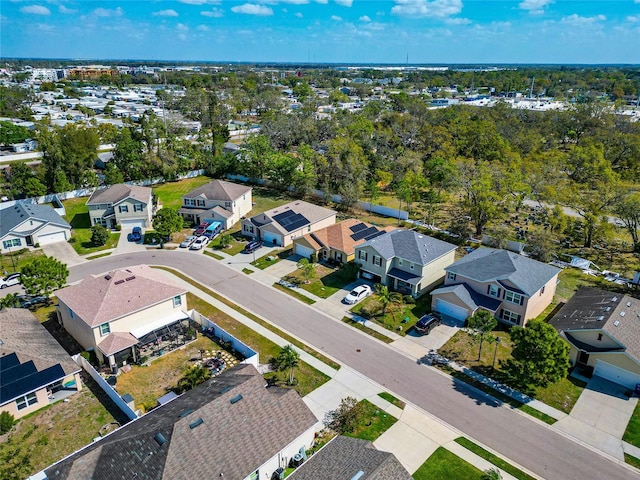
69,251 -> 639,480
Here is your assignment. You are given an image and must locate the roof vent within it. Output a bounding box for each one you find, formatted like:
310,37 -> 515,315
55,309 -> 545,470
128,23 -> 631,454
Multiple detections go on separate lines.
179,409 -> 194,418
125,276 -> 136,281
154,433 -> 167,446
605,306 -> 611,312
620,312 -> 626,317
597,316 -> 605,321
614,320 -> 620,327
114,280 -> 125,285
221,386 -> 232,394
627,302 -> 632,307
612,296 -> 618,302
104,275 -> 112,280
351,472 -> 365,480
189,418 -> 204,429
230,394 -> 243,404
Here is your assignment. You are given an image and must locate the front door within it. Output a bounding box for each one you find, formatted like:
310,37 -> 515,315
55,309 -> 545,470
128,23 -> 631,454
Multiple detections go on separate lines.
577,350 -> 590,366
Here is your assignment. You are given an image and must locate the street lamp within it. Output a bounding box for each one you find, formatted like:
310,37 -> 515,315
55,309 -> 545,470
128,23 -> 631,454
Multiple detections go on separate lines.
492,336 -> 501,373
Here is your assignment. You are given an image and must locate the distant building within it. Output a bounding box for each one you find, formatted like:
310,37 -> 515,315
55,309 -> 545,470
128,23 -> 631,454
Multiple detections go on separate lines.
69,66 -> 118,79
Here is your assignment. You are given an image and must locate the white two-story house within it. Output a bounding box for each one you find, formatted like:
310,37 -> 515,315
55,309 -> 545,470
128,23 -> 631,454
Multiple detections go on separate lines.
86,184 -> 153,230
178,179 -> 252,229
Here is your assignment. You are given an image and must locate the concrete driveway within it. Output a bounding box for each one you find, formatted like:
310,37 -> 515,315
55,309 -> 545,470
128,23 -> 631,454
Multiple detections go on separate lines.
41,241 -> 86,266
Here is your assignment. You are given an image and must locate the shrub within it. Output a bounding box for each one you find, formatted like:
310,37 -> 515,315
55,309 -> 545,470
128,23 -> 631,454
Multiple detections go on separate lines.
115,224 -> 122,232
402,295 -> 415,304
68,237 -> 77,243
0,411 -> 15,434
310,253 -> 317,264
90,224 -> 109,246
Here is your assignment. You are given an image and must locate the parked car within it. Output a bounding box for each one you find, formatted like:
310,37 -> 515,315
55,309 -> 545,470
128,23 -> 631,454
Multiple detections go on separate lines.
18,295 -> 49,309
203,221 -> 223,239
127,226 -> 142,242
194,221 -> 213,236
190,236 -> 209,250
414,314 -> 442,335
343,284 -> 372,305
180,235 -> 197,248
243,240 -> 262,254
0,272 -> 21,289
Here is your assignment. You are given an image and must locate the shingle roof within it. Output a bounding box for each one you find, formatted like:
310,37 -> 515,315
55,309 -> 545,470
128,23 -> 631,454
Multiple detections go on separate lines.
0,203 -> 71,238
291,436 -> 412,480
358,229 -> 457,266
0,308 -> 80,404
250,200 -> 336,234
98,332 -> 139,356
55,265 -> 186,327
549,287 -> 640,362
446,248 -> 560,296
45,364 -> 317,480
86,184 -> 152,206
300,219 -> 395,255
431,283 -> 502,312
183,179 -> 251,202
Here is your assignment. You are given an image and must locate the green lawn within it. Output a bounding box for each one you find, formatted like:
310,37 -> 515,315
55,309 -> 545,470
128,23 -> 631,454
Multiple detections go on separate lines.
284,264 -> 357,299
342,399 -> 398,442
623,401 -> 640,448
412,447 -> 484,480
62,197 -> 120,254
273,283 -> 316,304
152,176 -> 213,210
341,316 -> 393,343
625,453 -> 640,470
455,437 -> 536,480
204,250 -> 225,260
378,391 -> 406,410
1,248 -> 46,274
251,248 -> 292,269
209,232 -> 247,255
351,292 -> 433,335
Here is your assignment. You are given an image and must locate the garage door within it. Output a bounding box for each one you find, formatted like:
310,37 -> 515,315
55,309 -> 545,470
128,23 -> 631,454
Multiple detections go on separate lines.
294,243 -> 315,259
120,219 -> 146,229
594,360 -> 640,389
38,231 -> 67,245
434,299 -> 469,322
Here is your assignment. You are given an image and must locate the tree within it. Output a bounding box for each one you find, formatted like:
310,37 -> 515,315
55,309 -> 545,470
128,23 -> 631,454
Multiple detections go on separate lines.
503,320 -> 570,390
176,365 -> 211,393
468,310 -> 498,361
218,233 -> 232,249
0,120 -> 31,144
296,258 -> 316,283
374,284 -> 403,318
20,256 -> 69,299
0,411 -> 15,434
22,176 -> 47,197
323,396 -> 364,434
275,344 -> 300,385
614,192 -> 640,252
526,229 -> 557,263
152,208 -> 183,242
90,224 -> 110,246
0,293 -> 21,309
104,162 -> 124,185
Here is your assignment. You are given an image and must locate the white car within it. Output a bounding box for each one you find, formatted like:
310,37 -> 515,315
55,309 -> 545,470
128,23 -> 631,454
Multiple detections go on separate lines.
190,236 -> 209,250
180,235 -> 197,248
343,284 -> 372,305
0,272 -> 21,289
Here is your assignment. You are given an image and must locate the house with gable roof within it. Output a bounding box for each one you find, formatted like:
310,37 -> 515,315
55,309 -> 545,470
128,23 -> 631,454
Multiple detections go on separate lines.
354,229 -> 457,298
430,247 -> 561,325
55,265 -> 192,369
0,203 -> 71,252
178,179 -> 252,229
86,183 -> 153,230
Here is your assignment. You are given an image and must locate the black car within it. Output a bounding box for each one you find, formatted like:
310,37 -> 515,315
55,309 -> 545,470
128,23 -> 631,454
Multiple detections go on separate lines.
243,240 -> 262,253
414,314 -> 442,335
18,295 -> 49,309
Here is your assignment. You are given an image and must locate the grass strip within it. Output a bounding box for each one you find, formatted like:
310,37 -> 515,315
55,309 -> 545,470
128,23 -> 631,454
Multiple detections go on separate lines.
625,453 -> 640,470
153,266 -> 341,371
455,437 -> 536,480
437,364 -> 556,425
343,399 -> 397,442
341,316 -> 393,344
377,391 -> 406,410
204,250 -> 224,260
413,447 -> 484,480
86,252 -> 111,260
242,268 -> 255,275
623,401 -> 640,448
273,283 -> 316,305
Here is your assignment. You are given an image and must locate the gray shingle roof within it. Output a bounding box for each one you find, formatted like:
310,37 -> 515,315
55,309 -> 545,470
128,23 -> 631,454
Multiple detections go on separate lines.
291,436 -> 412,480
45,364 -> 317,480
359,229 -> 456,266
0,203 -> 71,238
446,248 -> 560,296
430,283 -> 502,312
183,179 -> 251,202
86,184 -> 152,206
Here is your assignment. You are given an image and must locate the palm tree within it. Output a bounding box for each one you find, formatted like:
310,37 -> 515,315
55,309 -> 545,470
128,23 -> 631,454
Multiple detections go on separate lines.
374,284 -> 403,318
176,365 -> 211,393
276,345 -> 300,385
297,258 -> 316,284
218,234 -> 232,249
482,468 -> 502,480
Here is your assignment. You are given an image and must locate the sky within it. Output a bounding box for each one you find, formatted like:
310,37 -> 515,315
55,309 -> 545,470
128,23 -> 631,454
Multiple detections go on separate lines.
1,1 -> 640,64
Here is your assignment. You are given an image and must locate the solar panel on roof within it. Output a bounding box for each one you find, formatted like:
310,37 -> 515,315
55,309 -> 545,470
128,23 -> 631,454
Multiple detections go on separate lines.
364,230 -> 386,241
272,210 -> 296,225
351,226 -> 380,241
285,215 -> 310,232
350,223 -> 367,233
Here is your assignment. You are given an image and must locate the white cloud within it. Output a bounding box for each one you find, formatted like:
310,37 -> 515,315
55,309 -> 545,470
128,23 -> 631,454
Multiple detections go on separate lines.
315,0 -> 328,4
295,12 -> 303,18
153,9 -> 179,17
359,15 -> 371,22
20,5 -> 50,15
231,4 -> 273,15
197,24 -> 209,31
561,14 -> 606,26
445,17 -> 471,25
93,7 -> 123,17
179,0 -> 220,4
334,0 -> 353,6
627,15 -> 640,22
391,0 -> 463,18
519,0 -> 552,15
176,23 -> 189,30
331,15 -> 342,21
201,8 -> 223,17
58,5 -> 77,14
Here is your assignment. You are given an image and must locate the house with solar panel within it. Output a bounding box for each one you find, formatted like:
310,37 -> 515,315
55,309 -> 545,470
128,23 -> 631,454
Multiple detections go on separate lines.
292,219 -> 395,264
0,308 -> 82,420
354,229 -> 457,298
241,200 -> 336,247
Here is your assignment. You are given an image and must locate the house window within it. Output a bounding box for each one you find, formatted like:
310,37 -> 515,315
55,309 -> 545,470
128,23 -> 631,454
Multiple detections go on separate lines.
447,272 -> 456,281
3,238 -> 21,249
197,199 -> 205,207
505,291 -> 523,305
358,250 -> 368,261
173,295 -> 182,307
118,205 -> 129,213
185,199 -> 195,207
68,307 -> 75,319
501,310 -> 521,324
373,255 -> 381,266
488,285 -> 500,298
597,333 -> 603,341
133,204 -> 143,212
16,392 -> 38,411
225,202 -> 231,208
99,323 -> 111,336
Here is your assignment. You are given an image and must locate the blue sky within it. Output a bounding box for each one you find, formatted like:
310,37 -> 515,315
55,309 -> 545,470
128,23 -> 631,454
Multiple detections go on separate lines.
1,1 -> 639,64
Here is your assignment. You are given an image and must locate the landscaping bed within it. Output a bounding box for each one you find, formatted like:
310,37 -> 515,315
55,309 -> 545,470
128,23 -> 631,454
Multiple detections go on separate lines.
350,292 -> 432,335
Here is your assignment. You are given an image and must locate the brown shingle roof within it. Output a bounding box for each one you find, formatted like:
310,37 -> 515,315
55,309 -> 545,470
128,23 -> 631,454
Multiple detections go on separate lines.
86,184 -> 152,206
300,219 -> 395,255
98,332 -> 139,356
183,180 -> 251,202
55,265 -> 186,327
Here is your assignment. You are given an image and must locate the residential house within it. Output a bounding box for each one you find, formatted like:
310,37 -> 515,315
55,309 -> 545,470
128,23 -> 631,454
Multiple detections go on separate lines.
242,200 -> 336,247
550,287 -> 640,389
290,436 -> 411,480
86,184 -> 153,230
178,179 -> 252,229
0,308 -> 82,420
43,364 -> 317,480
430,247 -> 560,325
55,265 -> 192,369
354,229 -> 457,298
0,203 -> 71,253
292,219 -> 395,264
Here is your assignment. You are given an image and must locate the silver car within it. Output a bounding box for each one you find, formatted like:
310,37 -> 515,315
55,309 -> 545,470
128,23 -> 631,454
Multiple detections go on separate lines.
190,236 -> 209,250
180,235 -> 197,248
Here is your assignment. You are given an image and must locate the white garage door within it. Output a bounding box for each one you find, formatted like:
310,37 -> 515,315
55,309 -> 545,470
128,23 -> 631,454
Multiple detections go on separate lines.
294,243 -> 315,259
594,360 -> 640,390
38,231 -> 67,245
435,299 -> 469,322
120,219 -> 146,229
